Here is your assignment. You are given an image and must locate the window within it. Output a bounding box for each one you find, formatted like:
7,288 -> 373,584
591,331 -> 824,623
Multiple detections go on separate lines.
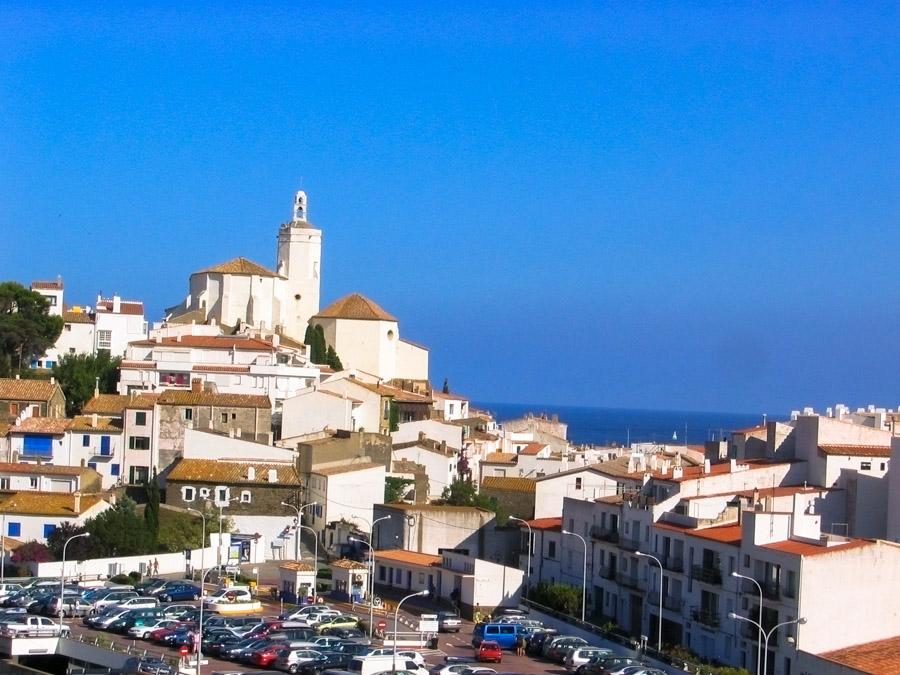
43,524 -> 56,538
548,541 -> 557,559
182,487 -> 195,502
217,487 -> 229,502
221,412 -> 228,423
199,487 -> 210,498
882,462 -> 887,471
240,490 -> 251,504
0,478 -> 8,490
28,477 -> 38,489
184,408 -> 193,421
97,330 -> 112,349
135,412 -> 147,426
7,522 -> 20,537
87,462 -> 97,471
82,435 -> 90,447
860,461 -> 872,471
100,436 -> 111,456
379,566 -> 386,581
575,477 -> 583,491
129,466 -> 149,484
111,464 -> 120,477
395,569 -> 402,583
129,436 -> 150,450
231,413 -> 236,420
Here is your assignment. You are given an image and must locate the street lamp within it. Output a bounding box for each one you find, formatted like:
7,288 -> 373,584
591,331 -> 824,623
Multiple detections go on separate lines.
194,566 -> 219,674
394,589 -> 429,671
732,571 -> 764,675
350,515 -> 391,638
187,507 -> 208,675
298,524 -> 318,601
729,612 -> 806,675
636,551 -> 663,653
207,496 -> 238,570
508,517 -> 533,599
561,530 -> 587,623
1,513 -> 5,584
60,532 -> 90,627
280,501 -> 317,563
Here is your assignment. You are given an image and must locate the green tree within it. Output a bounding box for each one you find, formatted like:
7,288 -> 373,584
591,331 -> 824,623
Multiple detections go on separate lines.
46,521 -> 89,559
440,478 -> 502,517
325,345 -> 343,370
530,581 -> 581,615
388,401 -> 400,432
144,477 -> 161,548
53,351 -> 122,416
385,477 -> 413,503
81,496 -> 153,557
304,324 -> 328,364
0,281 -> 63,375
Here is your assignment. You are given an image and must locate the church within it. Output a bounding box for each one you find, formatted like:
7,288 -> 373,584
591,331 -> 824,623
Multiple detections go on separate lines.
164,191 -> 429,382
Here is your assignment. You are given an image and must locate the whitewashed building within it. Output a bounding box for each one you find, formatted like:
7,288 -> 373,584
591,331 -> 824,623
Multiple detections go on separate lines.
0,492 -> 111,544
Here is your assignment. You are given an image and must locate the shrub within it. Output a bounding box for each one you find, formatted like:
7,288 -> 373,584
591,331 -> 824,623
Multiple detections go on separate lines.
109,574 -> 132,585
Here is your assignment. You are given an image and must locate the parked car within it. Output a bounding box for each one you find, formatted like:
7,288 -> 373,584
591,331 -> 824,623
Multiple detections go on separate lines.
437,611 -> 462,633
47,595 -> 96,618
92,590 -> 139,612
546,637 -> 589,663
0,615 -> 70,637
296,651 -> 353,675
129,618 -> 181,639
565,647 -> 614,671
476,641 -> 502,664
154,583 -> 202,602
366,650 -> 425,666
273,648 -> 324,673
577,657 -> 647,675
525,629 -> 558,656
320,626 -> 366,639
221,638 -> 271,662
279,605 -> 332,621
315,615 -> 360,633
203,588 -> 253,606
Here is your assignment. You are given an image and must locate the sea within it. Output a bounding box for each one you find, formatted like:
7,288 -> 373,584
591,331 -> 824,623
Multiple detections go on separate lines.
475,401 -> 767,447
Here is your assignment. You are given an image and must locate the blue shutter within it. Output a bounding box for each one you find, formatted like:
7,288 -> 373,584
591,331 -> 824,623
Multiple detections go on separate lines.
22,435 -> 52,456
8,522 -> 21,537
101,436 -> 111,456
111,463 -> 120,476
43,524 -> 56,538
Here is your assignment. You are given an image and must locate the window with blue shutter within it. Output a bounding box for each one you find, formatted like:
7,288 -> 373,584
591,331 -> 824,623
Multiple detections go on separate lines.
111,464 -> 120,476
8,522 -> 21,537
83,435 -> 90,447
43,524 -> 56,538
88,462 -> 97,471
22,435 -> 52,456
100,436 -> 111,456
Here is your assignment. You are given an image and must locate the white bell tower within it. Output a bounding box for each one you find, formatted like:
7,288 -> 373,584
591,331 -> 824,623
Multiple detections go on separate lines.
276,190 -> 322,339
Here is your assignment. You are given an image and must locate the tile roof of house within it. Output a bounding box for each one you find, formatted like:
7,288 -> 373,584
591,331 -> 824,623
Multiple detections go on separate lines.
482,452 -> 518,464
83,394 -> 130,415
0,423 -> 9,438
129,335 -> 276,351
31,280 -> 63,290
480,476 -> 536,493
63,311 -> 94,324
96,299 -> 144,315
314,293 -> 397,322
312,461 -> 382,476
732,424 -> 767,435
10,417 -> 71,434
391,459 -> 426,475
522,517 -> 562,531
304,388 -> 363,404
0,491 -> 104,516
127,393 -> 160,410
432,390 -> 468,401
372,549 -> 442,567
279,561 -> 316,572
1,537 -> 24,553
68,416 -> 124,432
0,462 -> 93,477
192,364 -> 251,373
384,502 -> 495,515
197,257 -> 283,278
166,308 -> 207,325
519,443 -> 547,456
329,559 -> 368,570
653,522 -> 743,546
347,380 -> 432,403
0,378 -> 59,402
166,458 -> 300,485
468,430 -> 499,442
818,444 -> 891,458
533,462 -> 615,480
817,635 -> 900,674
393,438 -> 457,457
157,390 -> 271,408
760,538 -> 872,557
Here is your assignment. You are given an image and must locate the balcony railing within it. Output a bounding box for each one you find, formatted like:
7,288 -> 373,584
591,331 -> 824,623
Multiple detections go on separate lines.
692,564 -> 723,585
618,536 -> 640,551
616,572 -> 643,590
650,593 -> 685,612
691,607 -> 720,629
598,564 -> 616,580
661,555 -> 684,573
590,525 -> 619,543
761,581 -> 781,600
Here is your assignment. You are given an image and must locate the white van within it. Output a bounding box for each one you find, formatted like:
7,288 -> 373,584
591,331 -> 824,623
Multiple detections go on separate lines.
347,656 -> 427,675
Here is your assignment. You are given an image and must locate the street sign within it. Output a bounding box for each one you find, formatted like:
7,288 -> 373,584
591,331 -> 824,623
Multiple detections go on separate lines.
377,619 -> 387,630
418,618 -> 439,632
179,645 -> 190,656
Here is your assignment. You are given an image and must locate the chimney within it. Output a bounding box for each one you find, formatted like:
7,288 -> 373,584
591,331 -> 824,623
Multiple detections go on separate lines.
418,431 -> 426,442
703,459 -> 711,474
673,466 -> 683,479
108,493 -> 116,506
272,334 -> 280,348
191,378 -> 202,393
247,466 -> 256,481
94,377 -> 100,398
208,420 -> 214,430
267,469 -> 278,483
440,440 -> 447,454
154,335 -> 162,343
73,491 -> 82,515
50,376 -> 55,385
112,295 -> 121,313
91,413 -> 98,428
730,458 -> 737,472
176,334 -> 182,343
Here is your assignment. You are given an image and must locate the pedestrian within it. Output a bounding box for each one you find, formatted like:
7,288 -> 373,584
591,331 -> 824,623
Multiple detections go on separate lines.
147,560 -> 153,576
153,558 -> 159,575
515,633 -> 525,656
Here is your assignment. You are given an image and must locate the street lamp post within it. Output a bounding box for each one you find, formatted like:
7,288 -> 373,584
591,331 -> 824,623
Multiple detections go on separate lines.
636,551 -> 663,653
60,532 -> 90,627
298,524 -> 318,601
187,507 -> 208,675
561,529 -> 587,623
508,517 -> 533,599
207,496 -> 238,572
1,514 -> 5,584
729,613 -> 807,675
350,514 -> 392,637
393,589 -> 429,672
194,566 -> 218,675
732,571 -> 764,675
280,501 -> 317,563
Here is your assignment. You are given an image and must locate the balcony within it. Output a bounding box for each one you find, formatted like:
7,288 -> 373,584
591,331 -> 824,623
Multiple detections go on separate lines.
618,536 -> 640,552
691,607 -> 720,629
590,525 -> 619,544
650,593 -> 685,612
616,572 -> 643,590
598,564 -> 616,581
661,555 -> 684,573
692,564 -> 723,585
761,581 -> 781,600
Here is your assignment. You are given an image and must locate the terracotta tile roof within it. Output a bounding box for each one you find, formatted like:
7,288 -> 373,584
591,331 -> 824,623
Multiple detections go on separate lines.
314,293 -> 397,322
192,364 -> 251,373
596,495 -> 625,505
522,517 -> 562,531
166,458 -> 301,485
819,444 -> 891,458
157,390 -> 270,409
0,423 -> 9,438
120,360 -> 156,368
348,380 -> 431,403
96,299 -> 144,315
391,459 -> 426,474
279,561 -> 316,572
63,311 -> 94,324
519,443 -> 547,456
373,549 -> 442,567
312,461 -> 382,476
0,491 -> 104,516
468,430 -> 499,441
0,378 -> 59,402
393,438 -> 457,457
431,390 -> 468,401
303,389 -> 363,404
129,336 -> 276,351
383,502 -> 494,515
482,452 -> 517,464
31,280 -> 63,290
330,559 -> 368,570
653,522 -> 743,546
197,257 -> 282,278
83,394 -> 130,415
732,424 -> 767,435
818,635 -> 900,674
167,308 -> 207,325
10,417 -> 70,434
1,537 -> 24,553
68,416 -> 123,432
126,393 -> 160,410
0,462 -> 93,477
760,538 -> 872,557
480,476 -> 536,493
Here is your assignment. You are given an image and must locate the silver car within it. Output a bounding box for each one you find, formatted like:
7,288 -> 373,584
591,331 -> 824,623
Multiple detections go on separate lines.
565,646 -> 613,671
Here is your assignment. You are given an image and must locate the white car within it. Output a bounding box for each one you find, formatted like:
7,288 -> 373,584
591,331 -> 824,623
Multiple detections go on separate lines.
273,648 -> 324,673
367,649 -> 426,666
298,610 -> 339,625
92,591 -> 139,612
280,604 -> 331,620
202,588 -> 252,605
116,596 -> 160,610
128,618 -> 179,639
430,667 -> 495,675
565,646 -> 614,671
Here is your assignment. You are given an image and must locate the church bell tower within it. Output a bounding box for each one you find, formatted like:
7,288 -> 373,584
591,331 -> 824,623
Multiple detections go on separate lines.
276,190 -> 322,339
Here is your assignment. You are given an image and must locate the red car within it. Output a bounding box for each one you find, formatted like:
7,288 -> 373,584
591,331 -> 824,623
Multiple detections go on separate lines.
249,643 -> 289,668
476,640 -> 502,663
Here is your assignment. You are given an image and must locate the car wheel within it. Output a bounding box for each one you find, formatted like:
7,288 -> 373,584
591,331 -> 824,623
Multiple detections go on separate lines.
161,595 -> 170,602
192,593 -> 199,600
288,665 -> 299,674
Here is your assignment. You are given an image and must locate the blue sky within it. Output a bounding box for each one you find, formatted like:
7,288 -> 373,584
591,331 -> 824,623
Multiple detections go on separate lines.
2,3 -> 898,414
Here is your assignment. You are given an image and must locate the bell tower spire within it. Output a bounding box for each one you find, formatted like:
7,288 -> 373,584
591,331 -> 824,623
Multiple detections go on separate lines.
277,189 -> 322,339
292,190 -> 308,223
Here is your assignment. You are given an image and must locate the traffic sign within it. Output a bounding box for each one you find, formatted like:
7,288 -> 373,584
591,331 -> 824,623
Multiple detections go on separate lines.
377,619 -> 387,630
179,645 -> 190,656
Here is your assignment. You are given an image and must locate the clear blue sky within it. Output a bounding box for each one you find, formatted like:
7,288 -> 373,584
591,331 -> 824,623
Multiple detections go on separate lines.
2,3 -> 898,414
